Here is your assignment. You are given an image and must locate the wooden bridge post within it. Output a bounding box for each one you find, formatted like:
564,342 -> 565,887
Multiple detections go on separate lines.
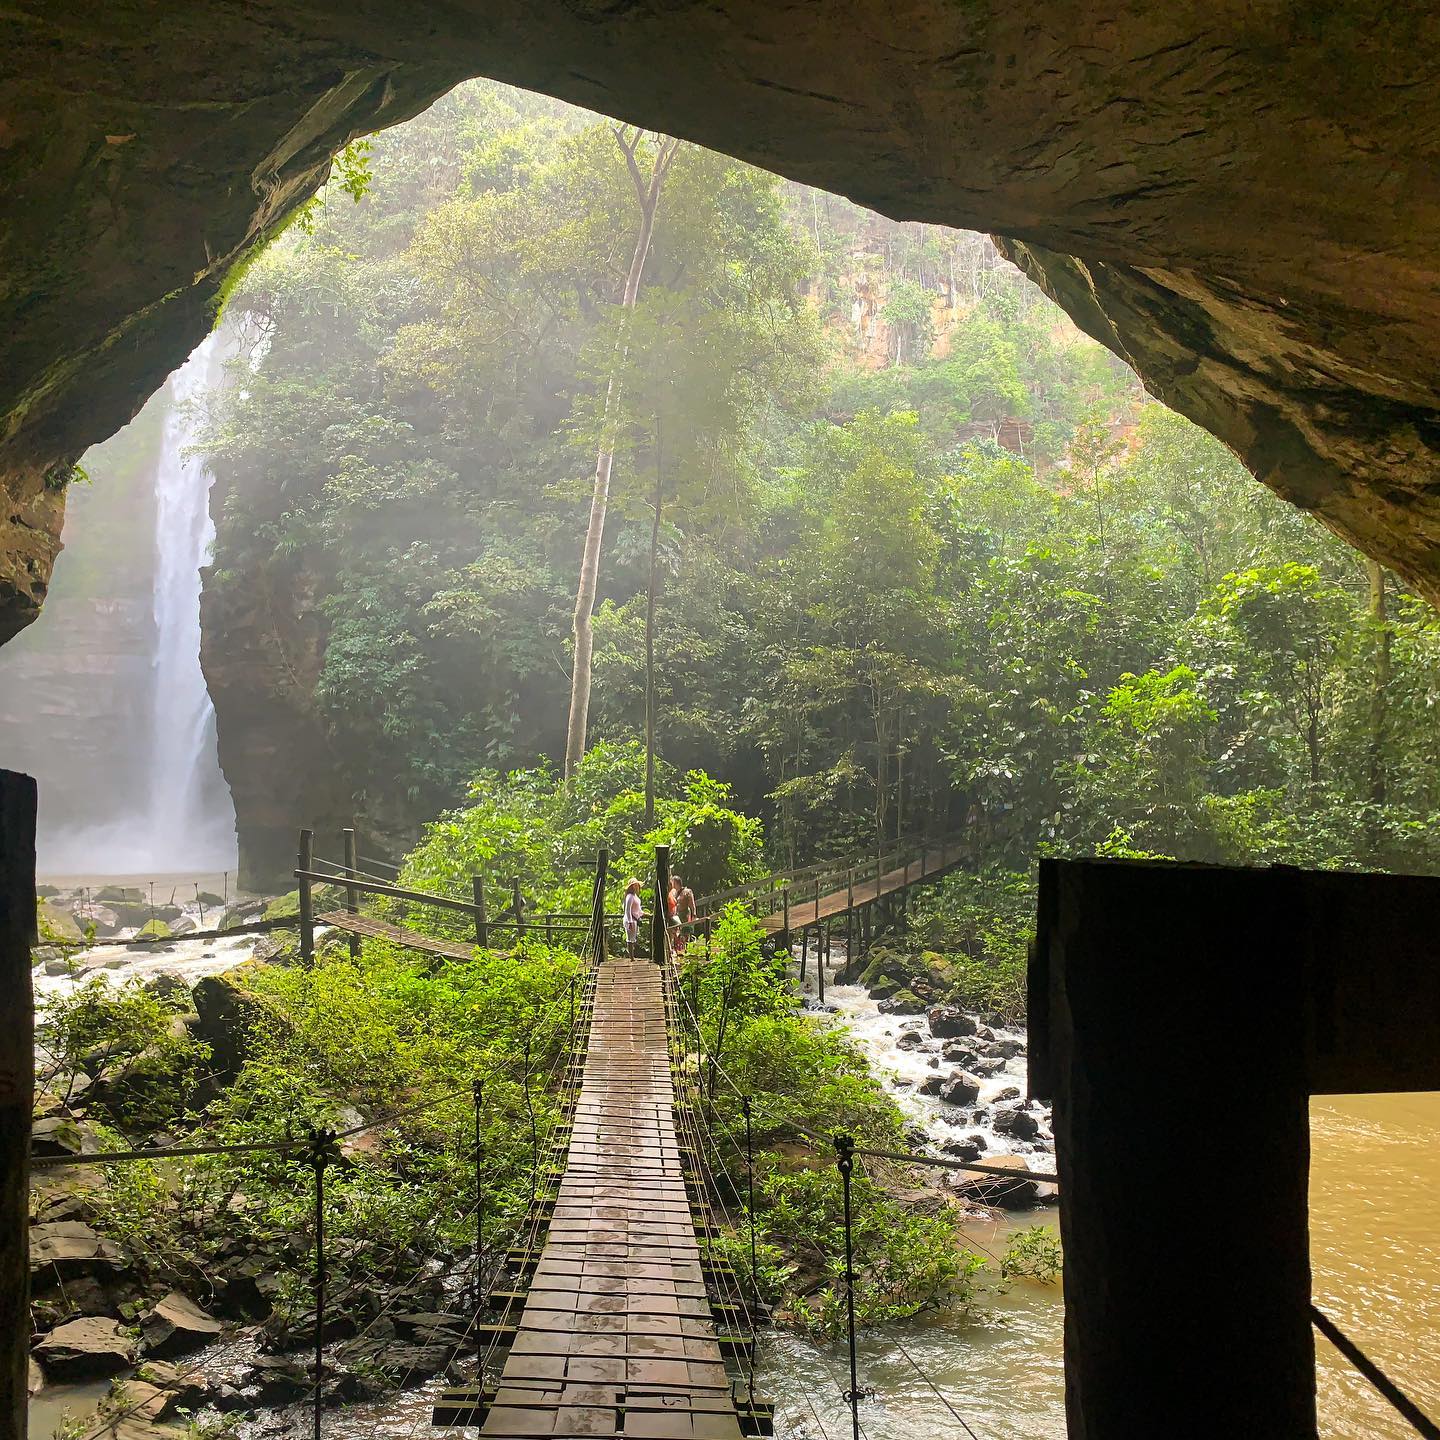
473,875 -> 488,949
799,925 -> 808,985
298,828 -> 315,963
0,769 -> 37,1440
813,873 -> 821,925
781,885 -> 790,945
652,844 -> 671,964
816,927 -> 826,1005
512,877 -> 525,939
591,846 -> 609,959
342,827 -> 360,959
845,907 -> 855,975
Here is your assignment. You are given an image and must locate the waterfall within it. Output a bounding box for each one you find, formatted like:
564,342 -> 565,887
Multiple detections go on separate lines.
142,331 -> 237,872
0,330 -> 238,877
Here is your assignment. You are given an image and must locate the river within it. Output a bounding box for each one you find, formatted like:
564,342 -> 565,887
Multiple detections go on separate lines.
26,935 -> 1440,1438
763,962 -> 1440,1438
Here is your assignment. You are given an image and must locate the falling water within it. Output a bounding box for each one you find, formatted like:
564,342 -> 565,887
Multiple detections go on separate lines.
0,331 -> 238,876
141,331 -> 237,872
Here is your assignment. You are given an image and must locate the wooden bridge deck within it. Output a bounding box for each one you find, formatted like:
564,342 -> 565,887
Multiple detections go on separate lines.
315,909 -> 478,961
756,844 -> 966,934
481,960 -> 743,1439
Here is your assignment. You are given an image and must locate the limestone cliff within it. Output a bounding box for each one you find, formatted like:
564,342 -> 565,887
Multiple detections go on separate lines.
2,0 -> 1439,638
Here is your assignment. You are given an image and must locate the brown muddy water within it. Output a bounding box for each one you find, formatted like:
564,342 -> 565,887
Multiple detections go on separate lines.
759,1092 -> 1440,1439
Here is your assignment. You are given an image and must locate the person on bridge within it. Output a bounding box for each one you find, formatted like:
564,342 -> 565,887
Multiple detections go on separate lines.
670,874 -> 697,954
622,878 -> 644,958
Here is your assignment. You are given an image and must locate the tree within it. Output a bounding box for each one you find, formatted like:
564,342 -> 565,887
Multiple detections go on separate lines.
565,129 -> 680,781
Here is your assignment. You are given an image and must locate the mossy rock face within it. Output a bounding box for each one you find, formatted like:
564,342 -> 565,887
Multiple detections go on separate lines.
136,918 -> 172,939
95,886 -> 144,905
197,891 -> 225,907
192,962 -> 268,1076
262,889 -> 301,921
37,900 -> 84,942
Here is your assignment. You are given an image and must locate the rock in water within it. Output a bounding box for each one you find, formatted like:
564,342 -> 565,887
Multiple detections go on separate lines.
938,1071 -> 982,1106
140,1291 -> 222,1357
926,1005 -> 978,1039
953,1153 -> 1039,1210
993,1106 -> 1040,1140
34,1317 -> 136,1378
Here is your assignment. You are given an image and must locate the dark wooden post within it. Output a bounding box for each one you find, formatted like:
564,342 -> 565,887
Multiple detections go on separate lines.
798,924 -> 807,984
342,826 -> 360,959
545,913 -> 554,946
1,771 -> 37,1440
512,877 -> 525,939
472,875 -> 488,949
781,885 -> 790,945
593,846 -> 609,959
652,844 -> 672,964
816,927 -> 826,1005
845,907 -> 855,977
298,827 -> 315,963
1033,860 -> 1314,1440
813,873 -> 821,924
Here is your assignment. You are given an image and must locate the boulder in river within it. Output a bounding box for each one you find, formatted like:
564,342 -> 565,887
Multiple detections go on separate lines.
895,1029 -> 923,1050
938,1071 -> 982,1106
993,1106 -> 1040,1140
952,1153 -> 1039,1210
140,1291 -> 222,1357
926,1005 -> 978,1039
941,1137 -> 985,1162
985,1037 -> 1026,1060
940,1041 -> 978,1066
33,1317 -> 136,1378
877,990 -> 926,1015
993,1086 -> 1022,1102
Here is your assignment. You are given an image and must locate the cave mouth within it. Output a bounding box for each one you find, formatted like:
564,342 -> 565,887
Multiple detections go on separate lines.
4,1 -> 1440,655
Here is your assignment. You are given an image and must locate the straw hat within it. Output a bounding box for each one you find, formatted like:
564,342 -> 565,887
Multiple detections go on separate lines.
625,878 -> 642,892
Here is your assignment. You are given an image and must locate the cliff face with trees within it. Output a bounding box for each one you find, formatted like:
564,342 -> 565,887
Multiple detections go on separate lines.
200,81 -> 1440,888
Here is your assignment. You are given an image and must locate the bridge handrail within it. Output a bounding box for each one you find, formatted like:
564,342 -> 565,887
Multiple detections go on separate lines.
697,828 -> 971,917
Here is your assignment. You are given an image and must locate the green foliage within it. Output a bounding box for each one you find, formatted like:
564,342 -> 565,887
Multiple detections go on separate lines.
400,742 -> 764,927
675,906 -> 983,1327
35,979 -> 211,1127
1000,1224 -> 1063,1284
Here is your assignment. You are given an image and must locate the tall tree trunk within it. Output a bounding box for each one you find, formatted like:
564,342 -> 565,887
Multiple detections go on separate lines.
564,130 -> 678,780
643,429 -> 664,828
1367,559 -> 1390,810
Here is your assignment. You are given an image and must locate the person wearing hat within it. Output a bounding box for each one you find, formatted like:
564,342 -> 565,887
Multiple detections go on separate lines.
622,878 -> 644,958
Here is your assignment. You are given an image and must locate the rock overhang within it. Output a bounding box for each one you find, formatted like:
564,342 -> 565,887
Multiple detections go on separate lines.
3,0 -> 1439,639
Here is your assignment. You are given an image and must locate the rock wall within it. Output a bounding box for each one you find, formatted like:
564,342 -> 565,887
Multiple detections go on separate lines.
3,0 -> 1440,640
0,405 -> 162,841
199,562 -> 351,891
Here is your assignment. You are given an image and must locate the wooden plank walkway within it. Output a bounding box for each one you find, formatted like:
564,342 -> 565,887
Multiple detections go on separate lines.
756,846 -> 966,933
315,909 -> 477,961
481,960 -> 743,1439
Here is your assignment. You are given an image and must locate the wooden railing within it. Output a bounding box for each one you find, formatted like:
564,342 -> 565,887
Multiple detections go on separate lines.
696,828 -> 971,930
295,826 -> 600,962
